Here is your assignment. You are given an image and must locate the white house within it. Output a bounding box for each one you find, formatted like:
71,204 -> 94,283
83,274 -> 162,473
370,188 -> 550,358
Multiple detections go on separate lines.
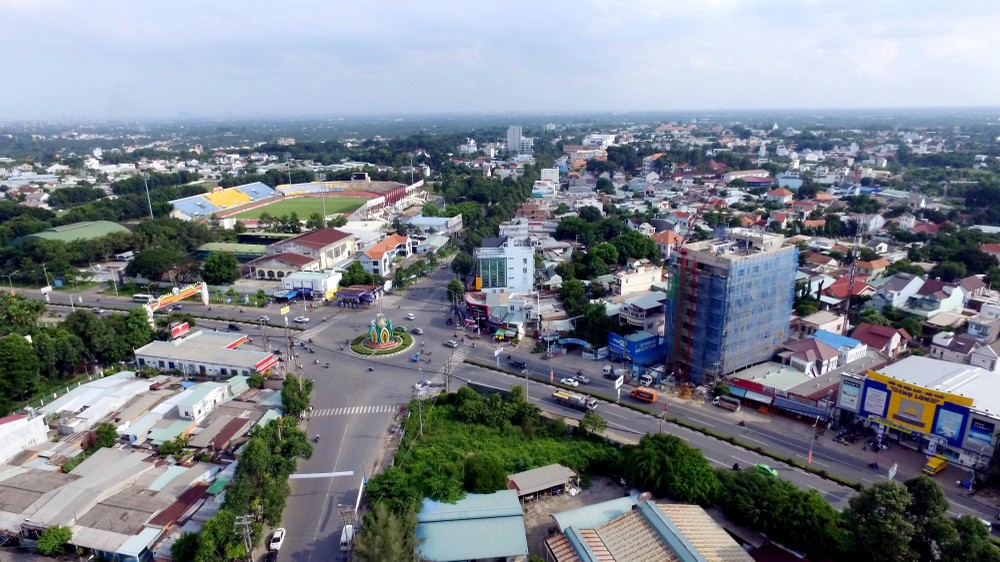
359,233 -> 411,278
176,382 -> 233,424
0,414 -> 48,464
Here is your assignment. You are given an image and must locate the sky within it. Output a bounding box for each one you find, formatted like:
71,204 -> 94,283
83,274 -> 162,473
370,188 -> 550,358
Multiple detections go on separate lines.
3,0 -> 1000,120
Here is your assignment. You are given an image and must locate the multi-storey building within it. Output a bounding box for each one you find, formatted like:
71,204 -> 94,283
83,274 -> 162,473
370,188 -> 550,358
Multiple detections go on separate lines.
474,237 -> 535,294
667,229 -> 798,383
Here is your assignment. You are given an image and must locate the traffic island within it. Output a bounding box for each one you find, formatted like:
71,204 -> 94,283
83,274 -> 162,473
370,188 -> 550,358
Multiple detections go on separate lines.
350,312 -> 414,356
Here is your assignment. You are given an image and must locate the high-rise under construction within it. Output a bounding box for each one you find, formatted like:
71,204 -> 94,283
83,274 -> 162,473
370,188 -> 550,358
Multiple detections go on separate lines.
666,228 -> 798,384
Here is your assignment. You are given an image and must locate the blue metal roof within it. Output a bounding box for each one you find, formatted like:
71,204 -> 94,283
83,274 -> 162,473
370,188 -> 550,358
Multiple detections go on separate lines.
416,491 -> 528,561
233,182 -> 278,201
811,329 -> 863,350
552,495 -> 638,532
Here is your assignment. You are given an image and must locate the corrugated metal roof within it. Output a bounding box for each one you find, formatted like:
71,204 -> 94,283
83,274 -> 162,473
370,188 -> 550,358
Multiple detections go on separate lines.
552,496 -> 638,532
507,463 -> 576,496
416,491 -> 528,561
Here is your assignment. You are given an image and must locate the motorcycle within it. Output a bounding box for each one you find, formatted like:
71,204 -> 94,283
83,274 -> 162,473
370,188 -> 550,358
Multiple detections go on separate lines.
324,363 -> 329,368
314,435 -> 320,443
869,462 -> 879,470
732,463 -> 742,471
368,367 -> 374,372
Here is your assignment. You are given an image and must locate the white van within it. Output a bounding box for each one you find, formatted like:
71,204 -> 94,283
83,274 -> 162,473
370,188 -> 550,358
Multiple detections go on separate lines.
340,524 -> 355,552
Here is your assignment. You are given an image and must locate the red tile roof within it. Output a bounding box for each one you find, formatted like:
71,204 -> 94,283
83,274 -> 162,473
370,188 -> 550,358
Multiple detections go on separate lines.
363,234 -> 409,260
767,188 -> 793,197
249,252 -> 317,267
824,275 -> 871,299
851,322 -> 911,349
285,228 -> 352,250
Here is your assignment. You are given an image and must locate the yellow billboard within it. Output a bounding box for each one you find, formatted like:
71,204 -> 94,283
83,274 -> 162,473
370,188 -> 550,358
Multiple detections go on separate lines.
280,306 -> 290,315
865,370 -> 973,433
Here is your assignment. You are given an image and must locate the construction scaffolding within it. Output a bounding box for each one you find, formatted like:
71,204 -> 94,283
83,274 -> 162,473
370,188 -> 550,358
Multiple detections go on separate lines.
668,230 -> 798,384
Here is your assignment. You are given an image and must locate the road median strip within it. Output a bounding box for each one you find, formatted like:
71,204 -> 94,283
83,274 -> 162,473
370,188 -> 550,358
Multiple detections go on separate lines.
463,356 -> 863,492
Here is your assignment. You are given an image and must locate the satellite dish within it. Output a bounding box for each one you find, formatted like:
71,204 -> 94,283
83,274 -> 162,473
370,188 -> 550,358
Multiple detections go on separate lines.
637,492 -> 653,503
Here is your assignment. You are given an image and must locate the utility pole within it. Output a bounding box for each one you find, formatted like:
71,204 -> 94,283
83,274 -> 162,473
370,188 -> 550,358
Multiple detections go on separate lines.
142,172 -> 154,220
843,214 -> 865,334
234,514 -> 254,562
261,319 -> 269,352
444,347 -> 455,393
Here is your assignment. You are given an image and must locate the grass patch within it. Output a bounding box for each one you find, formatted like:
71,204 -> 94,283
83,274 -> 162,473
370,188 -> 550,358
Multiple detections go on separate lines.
233,195 -> 366,219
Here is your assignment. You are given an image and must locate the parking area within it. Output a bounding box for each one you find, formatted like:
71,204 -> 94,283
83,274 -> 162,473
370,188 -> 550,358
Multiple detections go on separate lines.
521,476 -> 626,556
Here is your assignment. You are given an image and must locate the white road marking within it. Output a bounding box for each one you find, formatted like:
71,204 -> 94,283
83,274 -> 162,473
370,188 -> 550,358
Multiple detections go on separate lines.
313,405 -> 397,417
290,471 -> 355,479
602,410 -> 628,420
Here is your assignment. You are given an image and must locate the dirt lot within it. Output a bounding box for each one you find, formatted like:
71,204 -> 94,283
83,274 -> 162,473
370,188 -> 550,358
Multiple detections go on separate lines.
522,476 -> 627,556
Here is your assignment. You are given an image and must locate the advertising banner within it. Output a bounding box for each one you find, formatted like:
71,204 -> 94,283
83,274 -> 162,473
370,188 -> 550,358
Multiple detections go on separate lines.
968,418 -> 996,447
839,379 -> 862,412
864,369 -> 974,436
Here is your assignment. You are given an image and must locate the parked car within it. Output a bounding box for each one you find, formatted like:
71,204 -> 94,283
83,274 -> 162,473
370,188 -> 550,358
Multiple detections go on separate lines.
294,316 -> 310,323
559,377 -> 579,387
269,528 -> 286,551
91,307 -> 104,315
412,327 -> 424,335
574,373 -> 591,384
406,312 -> 416,320
228,323 -> 241,331
444,340 -> 459,348
509,360 -> 527,370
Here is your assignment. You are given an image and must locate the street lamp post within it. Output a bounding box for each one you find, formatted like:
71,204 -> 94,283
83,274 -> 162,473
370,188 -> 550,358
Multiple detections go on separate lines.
142,173 -> 154,220
316,172 -> 327,224
3,270 -> 16,293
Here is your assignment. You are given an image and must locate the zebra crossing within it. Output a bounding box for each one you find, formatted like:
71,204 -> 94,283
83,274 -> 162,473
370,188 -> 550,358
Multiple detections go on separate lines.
416,346 -> 468,394
312,404 -> 398,417
391,303 -> 450,312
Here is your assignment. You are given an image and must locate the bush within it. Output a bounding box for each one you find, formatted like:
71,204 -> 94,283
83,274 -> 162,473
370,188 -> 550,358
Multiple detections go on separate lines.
36,525 -> 72,555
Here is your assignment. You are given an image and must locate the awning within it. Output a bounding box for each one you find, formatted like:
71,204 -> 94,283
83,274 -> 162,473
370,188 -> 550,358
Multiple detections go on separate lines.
728,387 -> 748,398
743,390 -> 773,405
773,397 -> 828,420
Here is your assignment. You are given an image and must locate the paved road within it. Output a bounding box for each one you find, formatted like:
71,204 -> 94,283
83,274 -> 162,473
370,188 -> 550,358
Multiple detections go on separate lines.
32,269 -> 1000,554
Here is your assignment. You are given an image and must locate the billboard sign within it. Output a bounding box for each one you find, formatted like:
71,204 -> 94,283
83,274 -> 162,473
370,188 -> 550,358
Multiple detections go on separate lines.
280,306 -> 291,315
839,378 -> 862,412
968,418 -> 996,447
170,322 -> 190,339
615,375 -> 624,390
863,370 -> 974,443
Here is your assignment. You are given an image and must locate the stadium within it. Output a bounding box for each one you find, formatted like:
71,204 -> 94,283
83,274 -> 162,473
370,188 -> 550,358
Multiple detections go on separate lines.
168,174 -> 426,226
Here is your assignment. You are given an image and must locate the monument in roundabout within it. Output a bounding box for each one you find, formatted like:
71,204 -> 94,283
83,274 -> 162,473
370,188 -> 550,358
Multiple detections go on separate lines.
361,312 -> 406,352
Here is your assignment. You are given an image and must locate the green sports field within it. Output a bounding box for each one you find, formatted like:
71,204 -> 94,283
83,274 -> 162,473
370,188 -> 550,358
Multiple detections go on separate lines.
233,196 -> 366,219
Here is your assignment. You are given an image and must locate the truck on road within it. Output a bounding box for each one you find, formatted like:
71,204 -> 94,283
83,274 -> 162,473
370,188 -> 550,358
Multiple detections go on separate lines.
552,390 -> 598,411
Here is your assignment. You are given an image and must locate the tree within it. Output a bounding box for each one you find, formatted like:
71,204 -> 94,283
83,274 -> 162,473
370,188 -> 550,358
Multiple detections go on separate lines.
579,411 -> 607,435
329,214 -> 348,227
201,252 -> 241,285
0,334 -> 39,403
559,278 -> 589,317
451,251 -> 475,278
579,206 -> 603,223
121,307 -> 153,350
354,503 -> 420,562
943,516 -> 1000,562
281,376 -> 313,418
0,292 -> 45,335
463,453 -> 507,493
624,434 -> 719,505
170,532 -> 201,562
35,525 -> 72,555
611,230 -> 659,264
904,476 -> 956,560
94,422 -> 118,449
305,212 -> 325,231
126,247 -> 187,281
446,279 -> 464,302
841,481 -> 915,561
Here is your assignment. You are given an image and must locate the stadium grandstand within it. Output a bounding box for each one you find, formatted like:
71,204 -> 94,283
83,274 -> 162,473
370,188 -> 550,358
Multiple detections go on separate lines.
169,182 -> 279,221
276,173 -> 426,221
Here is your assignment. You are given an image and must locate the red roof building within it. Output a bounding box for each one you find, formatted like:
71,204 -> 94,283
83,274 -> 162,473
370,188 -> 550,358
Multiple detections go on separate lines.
851,322 -> 912,358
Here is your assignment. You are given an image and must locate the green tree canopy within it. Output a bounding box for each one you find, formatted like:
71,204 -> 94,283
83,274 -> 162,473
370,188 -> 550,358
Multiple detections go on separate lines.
463,453 -> 507,493
841,481 -> 915,561
126,247 -> 188,281
0,334 -> 40,403
354,503 -> 420,562
450,251 -> 475,278
624,434 -> 719,505
201,252 -> 241,285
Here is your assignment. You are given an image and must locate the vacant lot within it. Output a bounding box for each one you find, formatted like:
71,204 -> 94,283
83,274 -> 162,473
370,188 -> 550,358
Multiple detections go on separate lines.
234,195 -> 366,219
522,476 -> 626,556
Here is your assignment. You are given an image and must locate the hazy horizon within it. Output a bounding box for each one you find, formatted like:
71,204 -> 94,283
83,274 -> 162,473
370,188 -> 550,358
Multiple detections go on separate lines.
4,0 -> 1000,121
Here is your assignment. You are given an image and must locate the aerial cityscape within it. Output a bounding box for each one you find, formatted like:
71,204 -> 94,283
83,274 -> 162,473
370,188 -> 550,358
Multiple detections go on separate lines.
2,2 -> 1000,562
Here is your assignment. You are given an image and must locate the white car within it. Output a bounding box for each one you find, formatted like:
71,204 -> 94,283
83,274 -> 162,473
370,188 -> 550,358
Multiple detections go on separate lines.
444,340 -> 459,348
415,379 -> 432,391
559,377 -> 579,387
257,315 -> 269,322
294,316 -> 310,324
269,528 -> 286,551
406,313 -> 416,320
